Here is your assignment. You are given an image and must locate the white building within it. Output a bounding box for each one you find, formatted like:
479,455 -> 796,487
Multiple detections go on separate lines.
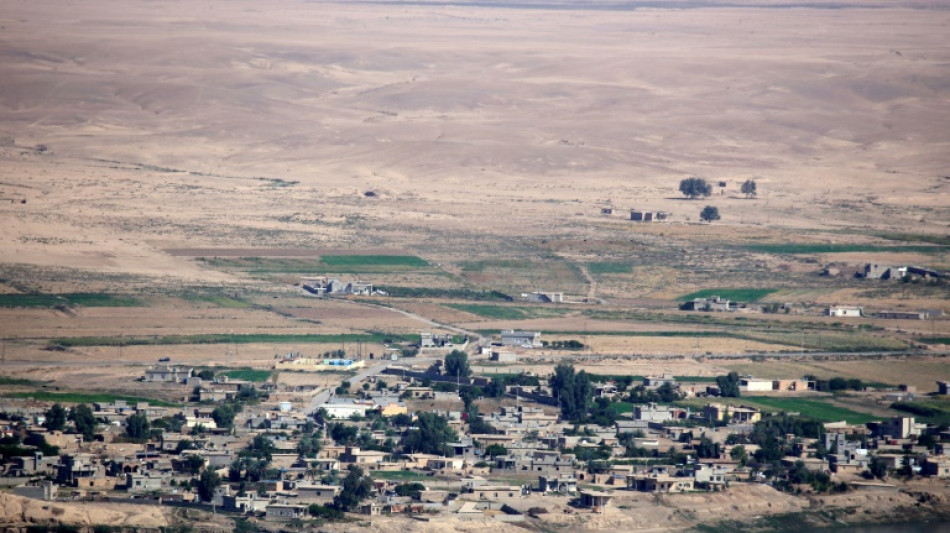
739,376 -> 774,393
320,399 -> 375,419
500,330 -> 541,348
827,305 -> 863,318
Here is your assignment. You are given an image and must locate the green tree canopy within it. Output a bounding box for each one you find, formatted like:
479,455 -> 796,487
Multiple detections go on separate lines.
550,363 -> 592,421
212,404 -> 236,429
444,350 -> 471,379
125,412 -> 150,441
69,404 -> 97,441
741,179 -> 757,198
401,412 -> 457,456
333,466 -> 374,512
196,468 -> 220,502
700,205 -> 721,222
679,177 -> 712,199
716,372 -> 741,398
44,404 -> 67,432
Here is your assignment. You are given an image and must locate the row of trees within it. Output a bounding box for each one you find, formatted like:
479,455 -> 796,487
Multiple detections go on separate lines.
679,177 -> 758,199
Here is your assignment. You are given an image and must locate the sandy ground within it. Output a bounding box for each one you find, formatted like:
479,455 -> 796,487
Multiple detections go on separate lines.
0,493 -> 169,529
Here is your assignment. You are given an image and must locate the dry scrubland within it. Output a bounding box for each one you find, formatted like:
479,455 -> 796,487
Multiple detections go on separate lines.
0,0 -> 949,529
0,0 -> 946,374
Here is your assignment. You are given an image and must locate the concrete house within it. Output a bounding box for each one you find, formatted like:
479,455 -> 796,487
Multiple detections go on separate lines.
500,330 -> 542,348
143,365 -> 193,383
827,305 -> 863,318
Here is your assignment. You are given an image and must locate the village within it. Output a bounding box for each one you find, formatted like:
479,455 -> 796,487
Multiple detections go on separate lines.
1,327 -> 948,531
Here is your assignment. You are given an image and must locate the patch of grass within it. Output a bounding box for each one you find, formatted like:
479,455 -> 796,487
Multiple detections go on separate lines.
0,376 -> 39,386
320,254 -> 428,268
4,391 -> 177,407
890,398 -> 950,425
587,262 -> 632,274
875,233 -> 950,246
917,337 -> 950,345
679,288 -> 777,302
369,470 -> 432,480
49,332 -> 414,347
459,259 -> 533,272
448,304 -> 572,320
741,243 -> 945,255
742,396 -> 880,424
220,368 -> 272,382
376,286 -> 512,301
607,402 -> 634,414
183,294 -> 251,309
0,293 -> 142,308
201,255 -> 429,274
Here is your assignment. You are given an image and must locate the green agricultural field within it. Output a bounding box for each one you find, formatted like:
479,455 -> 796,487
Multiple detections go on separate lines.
4,390 -> 177,407
0,293 -> 142,308
199,255 -> 430,274
376,286 -> 512,301
319,254 -> 428,268
49,332 -> 414,347
740,243 -> 945,255
679,288 -> 777,302
447,304 -> 572,320
741,396 -> 881,424
459,259 -> 533,272
370,470 -> 432,480
918,337 -> 950,345
588,262 -> 633,274
0,376 -> 39,386
220,368 -> 272,382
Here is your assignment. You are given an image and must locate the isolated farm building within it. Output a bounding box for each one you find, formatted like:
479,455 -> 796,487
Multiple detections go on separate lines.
578,489 -> 614,512
500,330 -> 541,348
420,332 -> 454,349
738,376 -> 773,393
858,264 -> 901,280
143,365 -> 192,383
630,210 -> 670,222
521,290 -> 563,303
600,207 -> 614,215
683,296 -> 738,312
827,305 -> 863,318
937,381 -> 950,395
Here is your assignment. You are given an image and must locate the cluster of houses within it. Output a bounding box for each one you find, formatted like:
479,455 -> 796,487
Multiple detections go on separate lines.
2,361 -> 949,525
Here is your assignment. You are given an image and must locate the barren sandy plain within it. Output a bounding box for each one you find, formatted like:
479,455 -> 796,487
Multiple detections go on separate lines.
1,0 -> 950,529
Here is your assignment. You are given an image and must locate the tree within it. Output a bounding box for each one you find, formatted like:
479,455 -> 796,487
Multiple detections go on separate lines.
716,372 -> 741,398
730,445 -> 748,466
401,412 -> 457,456
69,404 -> 97,441
700,205 -> 720,222
679,177 -> 712,199
741,179 -> 757,198
550,363 -> 592,421
195,469 -> 220,502
125,412 -> 150,441
444,350 -> 470,380
484,444 -> 508,458
212,405 -> 236,429
394,482 -> 426,498
333,466 -> 373,512
44,404 -> 67,432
